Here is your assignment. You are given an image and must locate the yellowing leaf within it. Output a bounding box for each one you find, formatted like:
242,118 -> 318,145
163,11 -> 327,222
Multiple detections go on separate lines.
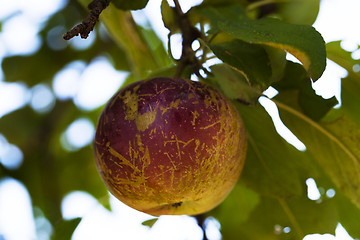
264,42 -> 310,72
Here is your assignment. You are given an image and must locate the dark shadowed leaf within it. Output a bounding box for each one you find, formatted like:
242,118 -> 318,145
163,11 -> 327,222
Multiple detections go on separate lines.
265,46 -> 287,83
52,218 -> 81,240
273,61 -> 338,121
0,107 -> 43,147
209,40 -> 272,90
198,4 -> 326,81
111,0 -> 149,10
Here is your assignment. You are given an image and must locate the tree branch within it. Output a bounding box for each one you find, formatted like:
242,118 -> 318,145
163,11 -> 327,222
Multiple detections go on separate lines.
63,0 -> 111,40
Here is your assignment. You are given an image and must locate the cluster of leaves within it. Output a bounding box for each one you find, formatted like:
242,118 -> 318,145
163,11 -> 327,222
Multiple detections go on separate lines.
1,0 -> 360,239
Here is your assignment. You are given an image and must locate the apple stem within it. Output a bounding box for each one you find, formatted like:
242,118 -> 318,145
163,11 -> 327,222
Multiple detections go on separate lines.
173,0 -> 184,16
195,214 -> 209,240
172,0 -> 203,79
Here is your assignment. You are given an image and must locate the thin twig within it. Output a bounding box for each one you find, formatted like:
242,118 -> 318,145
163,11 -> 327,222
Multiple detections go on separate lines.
63,0 -> 111,40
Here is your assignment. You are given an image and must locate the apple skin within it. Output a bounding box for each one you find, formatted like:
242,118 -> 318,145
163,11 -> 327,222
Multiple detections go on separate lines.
94,77 -> 247,216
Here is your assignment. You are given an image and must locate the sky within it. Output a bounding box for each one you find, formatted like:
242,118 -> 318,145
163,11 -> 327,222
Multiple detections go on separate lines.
0,0 -> 360,239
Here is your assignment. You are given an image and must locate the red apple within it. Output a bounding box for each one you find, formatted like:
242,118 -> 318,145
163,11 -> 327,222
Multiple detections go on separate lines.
94,77 -> 247,216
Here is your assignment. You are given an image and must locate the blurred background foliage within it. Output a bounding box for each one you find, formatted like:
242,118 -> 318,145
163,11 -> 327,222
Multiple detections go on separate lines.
1,0 -> 360,239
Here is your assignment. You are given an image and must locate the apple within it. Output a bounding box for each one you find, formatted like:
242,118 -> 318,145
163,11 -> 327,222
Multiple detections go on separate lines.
94,77 -> 247,216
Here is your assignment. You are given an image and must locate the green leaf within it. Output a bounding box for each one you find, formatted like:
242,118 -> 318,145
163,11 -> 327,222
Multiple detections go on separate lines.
100,6 -> 160,76
209,40 -> 272,90
0,101 -> 109,223
219,195 -> 337,239
161,0 -> 177,32
273,61 -> 338,121
210,183 -> 260,234
276,0 -> 321,25
111,0 -> 148,10
138,26 -> 174,68
142,218 -> 159,228
0,107 -> 42,147
52,218 -> 81,240
201,0 -> 247,8
311,170 -> 360,239
236,103 -> 307,198
1,0 -> 132,86
0,101 -> 78,148
78,0 -> 159,77
274,98 -> 360,209
335,190 -> 360,239
1,36 -> 129,86
326,41 -> 360,125
199,4 -> 326,80
208,64 -> 262,105
2,46 -> 67,86
326,41 -> 359,73
341,74 -> 360,127
264,46 -> 287,83
147,65 -> 177,79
